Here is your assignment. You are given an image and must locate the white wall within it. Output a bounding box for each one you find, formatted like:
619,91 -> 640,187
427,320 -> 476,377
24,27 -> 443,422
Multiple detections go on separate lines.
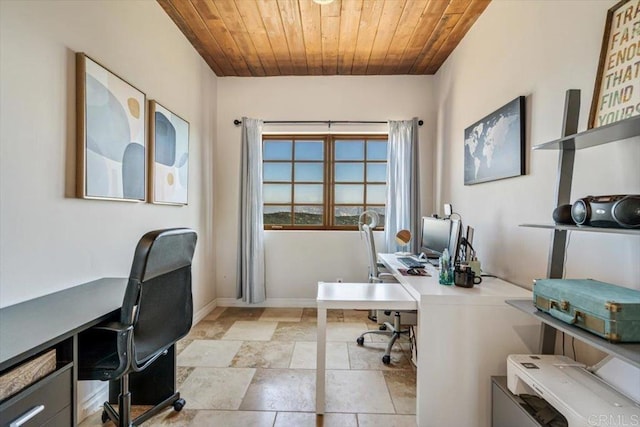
0,1 -> 218,311
0,0 -> 218,417
433,1 -> 640,363
215,76 -> 435,302
434,0 -> 639,290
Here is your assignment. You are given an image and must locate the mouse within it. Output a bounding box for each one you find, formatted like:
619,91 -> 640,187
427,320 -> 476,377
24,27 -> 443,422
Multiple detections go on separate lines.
418,253 -> 427,260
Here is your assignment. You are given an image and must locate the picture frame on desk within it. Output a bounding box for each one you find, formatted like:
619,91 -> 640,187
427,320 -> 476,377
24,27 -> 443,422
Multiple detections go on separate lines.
588,0 -> 640,129
463,96 -> 526,185
76,53 -> 146,202
148,100 -> 190,205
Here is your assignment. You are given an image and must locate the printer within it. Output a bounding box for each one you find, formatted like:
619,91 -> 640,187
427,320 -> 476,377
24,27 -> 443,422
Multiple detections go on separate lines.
507,355 -> 640,426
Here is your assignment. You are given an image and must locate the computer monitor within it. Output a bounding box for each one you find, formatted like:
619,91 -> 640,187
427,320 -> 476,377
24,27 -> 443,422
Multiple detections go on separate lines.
420,217 -> 461,262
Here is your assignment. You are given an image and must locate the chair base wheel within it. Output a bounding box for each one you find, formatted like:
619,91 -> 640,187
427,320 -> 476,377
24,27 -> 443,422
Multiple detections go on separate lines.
379,324 -> 387,331
356,336 -> 365,346
173,398 -> 186,412
382,355 -> 391,365
101,410 -> 109,423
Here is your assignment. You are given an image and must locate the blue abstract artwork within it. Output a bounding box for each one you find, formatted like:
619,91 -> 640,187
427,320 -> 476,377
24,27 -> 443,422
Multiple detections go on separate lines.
78,53 -> 146,200
150,101 -> 189,205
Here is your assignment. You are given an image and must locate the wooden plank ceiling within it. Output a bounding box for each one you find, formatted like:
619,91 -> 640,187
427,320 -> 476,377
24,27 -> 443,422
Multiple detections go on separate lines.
157,0 -> 490,77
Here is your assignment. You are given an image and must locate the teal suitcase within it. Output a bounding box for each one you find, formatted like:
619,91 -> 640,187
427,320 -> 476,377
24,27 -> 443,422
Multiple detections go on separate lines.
533,279 -> 640,343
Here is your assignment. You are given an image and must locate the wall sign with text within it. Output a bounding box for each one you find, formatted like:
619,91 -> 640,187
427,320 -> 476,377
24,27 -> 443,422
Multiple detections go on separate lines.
589,0 -> 640,128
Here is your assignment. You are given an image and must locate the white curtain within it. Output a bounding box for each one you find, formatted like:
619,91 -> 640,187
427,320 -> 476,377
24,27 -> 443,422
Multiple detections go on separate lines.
385,118 -> 420,253
237,117 -> 266,303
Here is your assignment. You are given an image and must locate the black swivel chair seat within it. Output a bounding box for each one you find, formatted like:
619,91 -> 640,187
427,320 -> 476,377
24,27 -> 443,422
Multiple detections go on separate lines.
78,228 -> 197,426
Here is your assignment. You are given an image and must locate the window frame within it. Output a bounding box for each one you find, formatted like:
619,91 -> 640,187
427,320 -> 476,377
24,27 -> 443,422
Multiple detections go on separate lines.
262,134 -> 388,231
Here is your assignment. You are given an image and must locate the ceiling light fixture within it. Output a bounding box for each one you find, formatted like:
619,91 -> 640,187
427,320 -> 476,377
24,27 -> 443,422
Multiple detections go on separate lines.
312,0 -> 335,5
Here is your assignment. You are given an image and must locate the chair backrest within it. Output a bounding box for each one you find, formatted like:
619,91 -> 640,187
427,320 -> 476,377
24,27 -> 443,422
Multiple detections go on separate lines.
361,223 -> 380,282
121,228 -> 197,365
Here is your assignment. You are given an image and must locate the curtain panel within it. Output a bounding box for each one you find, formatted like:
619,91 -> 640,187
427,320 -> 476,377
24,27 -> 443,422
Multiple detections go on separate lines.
237,117 -> 266,303
385,118 -> 420,254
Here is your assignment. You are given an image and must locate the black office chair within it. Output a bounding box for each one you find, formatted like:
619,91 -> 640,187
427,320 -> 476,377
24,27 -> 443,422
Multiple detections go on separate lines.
78,228 -> 197,426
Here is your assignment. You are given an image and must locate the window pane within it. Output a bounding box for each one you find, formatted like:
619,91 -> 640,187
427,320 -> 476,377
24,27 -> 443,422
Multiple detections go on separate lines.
334,206 -> 363,225
367,140 -> 387,160
264,184 -> 291,203
295,163 -> 323,182
264,206 -> 291,225
294,184 -> 323,204
366,184 -> 386,204
295,140 -> 324,160
264,140 -> 292,160
366,164 -> 386,182
335,163 -> 364,182
335,184 -> 364,204
264,162 -> 291,182
294,206 -> 323,225
335,140 -> 364,160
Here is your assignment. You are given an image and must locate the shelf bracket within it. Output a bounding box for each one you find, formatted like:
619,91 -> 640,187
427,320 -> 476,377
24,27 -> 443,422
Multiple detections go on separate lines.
541,89 -> 580,354
547,89 -> 580,280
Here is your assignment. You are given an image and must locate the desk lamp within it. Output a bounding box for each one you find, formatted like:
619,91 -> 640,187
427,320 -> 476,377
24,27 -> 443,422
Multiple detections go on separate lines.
395,229 -> 412,255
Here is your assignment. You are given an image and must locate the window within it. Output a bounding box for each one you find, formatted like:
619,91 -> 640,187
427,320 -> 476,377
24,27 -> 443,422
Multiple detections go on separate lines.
263,135 -> 387,230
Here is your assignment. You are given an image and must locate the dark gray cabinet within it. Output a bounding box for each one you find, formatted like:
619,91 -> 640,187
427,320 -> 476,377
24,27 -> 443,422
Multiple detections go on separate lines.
0,365 -> 72,426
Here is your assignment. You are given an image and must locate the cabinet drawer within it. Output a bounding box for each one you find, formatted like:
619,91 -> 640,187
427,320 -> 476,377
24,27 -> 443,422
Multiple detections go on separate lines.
0,365 -> 71,427
42,406 -> 71,427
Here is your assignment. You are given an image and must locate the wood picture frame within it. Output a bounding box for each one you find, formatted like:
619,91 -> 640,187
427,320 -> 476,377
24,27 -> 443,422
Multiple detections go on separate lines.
588,0 -> 640,129
148,100 -> 190,205
76,53 -> 146,201
463,96 -> 526,185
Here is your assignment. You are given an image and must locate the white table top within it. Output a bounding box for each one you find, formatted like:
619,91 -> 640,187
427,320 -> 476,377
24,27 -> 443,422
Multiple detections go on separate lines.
316,281 -> 417,310
378,253 -> 532,305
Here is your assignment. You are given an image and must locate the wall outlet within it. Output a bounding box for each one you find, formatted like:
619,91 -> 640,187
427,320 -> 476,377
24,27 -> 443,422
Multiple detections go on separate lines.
336,278 -> 343,283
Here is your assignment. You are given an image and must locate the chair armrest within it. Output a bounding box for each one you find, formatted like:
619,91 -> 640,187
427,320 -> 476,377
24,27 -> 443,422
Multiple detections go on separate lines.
93,321 -> 133,334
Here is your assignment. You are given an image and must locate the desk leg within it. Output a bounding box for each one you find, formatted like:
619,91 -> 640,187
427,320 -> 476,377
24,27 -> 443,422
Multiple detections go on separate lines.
316,306 -> 326,414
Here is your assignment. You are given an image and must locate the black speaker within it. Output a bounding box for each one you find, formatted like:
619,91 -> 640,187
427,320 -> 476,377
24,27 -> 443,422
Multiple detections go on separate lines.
552,204 -> 575,224
571,195 -> 640,228
612,195 -> 640,228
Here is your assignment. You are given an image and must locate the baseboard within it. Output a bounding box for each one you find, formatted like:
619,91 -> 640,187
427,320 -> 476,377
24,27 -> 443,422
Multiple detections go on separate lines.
193,298 -> 217,324
78,383 -> 108,422
215,297 -> 317,308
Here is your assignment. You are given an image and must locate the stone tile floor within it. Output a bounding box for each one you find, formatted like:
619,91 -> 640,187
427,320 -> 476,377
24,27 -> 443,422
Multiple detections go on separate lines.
80,307 -> 416,427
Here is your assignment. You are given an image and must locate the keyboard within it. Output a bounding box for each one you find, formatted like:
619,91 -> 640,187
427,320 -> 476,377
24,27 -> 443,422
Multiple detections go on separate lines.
397,257 -> 425,268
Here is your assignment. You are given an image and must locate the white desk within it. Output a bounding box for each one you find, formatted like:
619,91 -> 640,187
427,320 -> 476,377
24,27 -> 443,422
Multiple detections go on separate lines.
315,281 -> 417,414
377,254 -> 541,427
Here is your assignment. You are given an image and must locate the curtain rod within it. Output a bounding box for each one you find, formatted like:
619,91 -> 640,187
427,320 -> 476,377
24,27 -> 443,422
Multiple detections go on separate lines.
233,119 -> 423,128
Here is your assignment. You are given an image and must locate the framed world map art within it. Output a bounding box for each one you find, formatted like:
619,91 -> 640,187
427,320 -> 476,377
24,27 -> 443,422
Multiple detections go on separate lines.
464,96 -> 525,185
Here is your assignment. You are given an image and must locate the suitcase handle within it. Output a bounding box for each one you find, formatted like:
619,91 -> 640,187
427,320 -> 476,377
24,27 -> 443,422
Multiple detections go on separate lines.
549,307 -> 577,324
